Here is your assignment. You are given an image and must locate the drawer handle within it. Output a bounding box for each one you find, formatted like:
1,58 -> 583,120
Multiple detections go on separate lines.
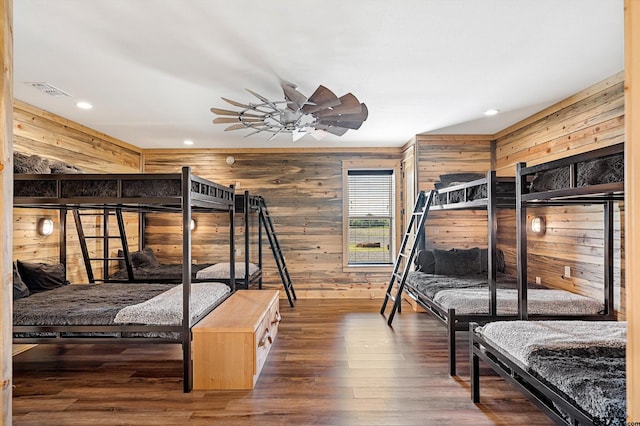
271,311 -> 281,325
259,328 -> 272,347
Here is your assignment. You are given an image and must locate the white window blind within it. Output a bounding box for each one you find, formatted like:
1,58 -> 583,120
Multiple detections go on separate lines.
347,169 -> 395,265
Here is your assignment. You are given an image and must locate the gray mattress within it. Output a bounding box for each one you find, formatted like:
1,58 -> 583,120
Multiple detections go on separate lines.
110,263 -> 213,281
477,321 -> 626,425
405,271 -> 519,300
13,283 -> 174,326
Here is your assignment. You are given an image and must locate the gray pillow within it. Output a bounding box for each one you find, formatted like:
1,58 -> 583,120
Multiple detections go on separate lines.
414,250 -> 435,273
479,248 -> 506,273
13,262 -> 31,300
118,247 -> 160,269
433,248 -> 482,276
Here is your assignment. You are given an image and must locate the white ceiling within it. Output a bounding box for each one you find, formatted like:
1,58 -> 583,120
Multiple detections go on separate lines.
13,1 -> 624,149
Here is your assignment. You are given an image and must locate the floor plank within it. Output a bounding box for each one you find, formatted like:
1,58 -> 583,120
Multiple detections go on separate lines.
12,298 -> 553,425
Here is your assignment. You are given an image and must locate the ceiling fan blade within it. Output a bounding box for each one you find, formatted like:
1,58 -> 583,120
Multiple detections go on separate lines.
319,104 -> 368,122
314,93 -> 363,117
224,123 -> 248,131
317,119 -> 364,130
213,117 -> 263,124
314,123 -> 349,136
292,128 -> 307,142
281,82 -> 308,112
222,97 -> 256,110
301,85 -> 341,113
210,107 -> 262,118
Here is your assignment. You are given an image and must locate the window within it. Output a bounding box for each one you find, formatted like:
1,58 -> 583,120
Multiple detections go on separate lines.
343,160 -> 399,270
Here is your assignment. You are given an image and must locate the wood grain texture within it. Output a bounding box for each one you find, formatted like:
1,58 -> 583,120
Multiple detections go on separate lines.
416,135 -> 493,251
143,150 -> 402,298
12,102 -> 143,284
625,0 -> 639,419
494,74 -> 626,317
12,298 -> 554,425
1,0 -> 12,421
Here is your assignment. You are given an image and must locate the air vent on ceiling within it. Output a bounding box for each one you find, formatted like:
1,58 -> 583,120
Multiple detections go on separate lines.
27,82 -> 71,97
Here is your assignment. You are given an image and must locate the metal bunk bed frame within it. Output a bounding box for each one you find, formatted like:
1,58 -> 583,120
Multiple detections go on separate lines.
13,166 -> 235,392
471,142 -> 625,425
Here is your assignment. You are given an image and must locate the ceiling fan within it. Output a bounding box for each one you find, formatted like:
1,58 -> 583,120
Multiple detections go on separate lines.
211,82 -> 368,142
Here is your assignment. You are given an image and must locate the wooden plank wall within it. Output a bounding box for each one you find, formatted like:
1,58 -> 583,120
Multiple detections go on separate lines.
494,72 -> 626,315
12,101 -> 143,284
625,0 -> 639,418
1,0 -> 12,420
143,149 -> 401,298
415,135 -> 493,251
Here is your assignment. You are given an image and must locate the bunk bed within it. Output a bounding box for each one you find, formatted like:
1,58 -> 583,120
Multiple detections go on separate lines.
109,190 -> 263,289
400,159 -> 616,375
470,142 -> 625,425
12,167 -> 236,392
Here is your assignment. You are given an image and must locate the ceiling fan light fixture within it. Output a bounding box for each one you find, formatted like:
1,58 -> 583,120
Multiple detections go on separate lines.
211,82 -> 368,142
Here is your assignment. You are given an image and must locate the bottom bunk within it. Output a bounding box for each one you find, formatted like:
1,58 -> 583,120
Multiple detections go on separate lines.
404,268 -> 606,376
13,281 -> 231,341
109,247 -> 261,289
471,320 -> 626,426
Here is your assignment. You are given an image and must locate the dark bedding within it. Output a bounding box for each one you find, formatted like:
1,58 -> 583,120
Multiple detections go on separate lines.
110,263 -> 213,281
529,152 -> 624,193
405,271 -> 519,300
13,283 -> 174,326
528,346 -> 626,426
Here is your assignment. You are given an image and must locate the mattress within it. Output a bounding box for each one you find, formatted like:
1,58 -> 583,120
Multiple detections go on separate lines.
110,263 -> 213,281
196,262 -> 259,280
14,282 -> 230,328
477,321 -> 626,425
432,288 -> 603,315
405,272 -> 501,300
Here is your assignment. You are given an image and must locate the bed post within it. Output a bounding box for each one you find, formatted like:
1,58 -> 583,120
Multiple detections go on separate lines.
229,188 -> 236,293
59,208 -> 67,266
604,200 -> 614,317
447,308 -> 456,376
181,166 -> 193,393
470,323 -> 480,403
516,163 -> 528,320
244,190 -> 250,290
487,171 -> 497,316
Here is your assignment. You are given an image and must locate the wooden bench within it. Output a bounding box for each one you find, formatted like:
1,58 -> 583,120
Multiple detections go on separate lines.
192,290 -> 280,390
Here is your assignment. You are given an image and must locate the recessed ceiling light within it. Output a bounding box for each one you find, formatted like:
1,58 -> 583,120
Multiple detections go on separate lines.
484,108 -> 500,116
76,101 -> 92,110
183,140 -> 194,145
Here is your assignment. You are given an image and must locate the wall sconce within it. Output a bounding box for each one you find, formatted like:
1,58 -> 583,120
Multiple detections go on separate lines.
530,216 -> 546,235
38,218 -> 54,236
190,218 -> 196,231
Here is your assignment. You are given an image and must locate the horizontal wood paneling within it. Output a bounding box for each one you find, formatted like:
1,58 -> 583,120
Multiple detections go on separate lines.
12,102 -> 142,284
143,149 -> 402,298
416,135 -> 493,251
495,72 -> 626,316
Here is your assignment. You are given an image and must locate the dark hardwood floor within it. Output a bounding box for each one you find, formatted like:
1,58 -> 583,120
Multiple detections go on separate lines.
12,298 -> 553,425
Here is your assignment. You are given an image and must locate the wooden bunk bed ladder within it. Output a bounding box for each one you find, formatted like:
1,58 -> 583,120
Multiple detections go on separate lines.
380,190 -> 435,326
73,207 -> 133,283
258,197 -> 296,307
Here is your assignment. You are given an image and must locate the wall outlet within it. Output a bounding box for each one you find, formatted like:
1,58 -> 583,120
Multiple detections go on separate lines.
535,276 -> 541,284
564,266 -> 571,278
235,248 -> 241,257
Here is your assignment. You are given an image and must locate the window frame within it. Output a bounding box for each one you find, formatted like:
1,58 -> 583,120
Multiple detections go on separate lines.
342,159 -> 401,272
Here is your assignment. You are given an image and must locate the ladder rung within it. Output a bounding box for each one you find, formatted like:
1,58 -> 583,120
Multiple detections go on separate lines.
386,293 -> 396,302
88,257 -> 122,261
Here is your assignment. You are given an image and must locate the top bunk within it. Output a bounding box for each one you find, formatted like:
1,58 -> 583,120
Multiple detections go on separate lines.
517,142 -> 624,204
14,166 -> 234,212
430,170 -> 516,210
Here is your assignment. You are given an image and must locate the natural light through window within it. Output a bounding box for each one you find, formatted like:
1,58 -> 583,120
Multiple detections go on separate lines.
347,169 -> 395,265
